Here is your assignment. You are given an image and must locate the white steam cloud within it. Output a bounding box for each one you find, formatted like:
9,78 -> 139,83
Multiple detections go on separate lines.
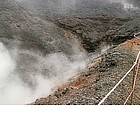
0,41 -> 87,104
107,0 -> 139,10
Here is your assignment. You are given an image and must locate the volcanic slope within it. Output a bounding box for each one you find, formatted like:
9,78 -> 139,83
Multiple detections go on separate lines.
34,38 -> 140,105
0,0 -> 140,104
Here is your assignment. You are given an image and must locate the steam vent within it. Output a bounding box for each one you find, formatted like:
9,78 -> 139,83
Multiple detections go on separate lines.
0,0 -> 140,105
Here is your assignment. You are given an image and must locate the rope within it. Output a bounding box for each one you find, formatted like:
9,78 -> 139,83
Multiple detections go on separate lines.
98,51 -> 140,105
134,32 -> 140,39
98,32 -> 140,105
124,59 -> 140,105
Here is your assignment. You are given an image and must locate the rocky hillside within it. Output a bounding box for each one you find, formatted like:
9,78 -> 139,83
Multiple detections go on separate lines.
34,38 -> 140,105
0,0 -> 140,104
1,0 -> 140,52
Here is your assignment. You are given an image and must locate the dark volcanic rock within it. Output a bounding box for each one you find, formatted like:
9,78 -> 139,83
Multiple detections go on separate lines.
0,0 -> 85,56
1,0 -> 140,53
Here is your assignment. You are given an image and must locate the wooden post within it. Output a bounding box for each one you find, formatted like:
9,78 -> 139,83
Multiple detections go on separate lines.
130,57 -> 140,105
130,65 -> 136,105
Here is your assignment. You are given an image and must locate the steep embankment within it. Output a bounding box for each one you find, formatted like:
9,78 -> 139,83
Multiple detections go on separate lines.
0,0 -> 85,55
34,38 -> 140,105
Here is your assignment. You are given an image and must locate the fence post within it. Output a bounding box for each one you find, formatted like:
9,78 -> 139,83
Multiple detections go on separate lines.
130,65 -> 136,105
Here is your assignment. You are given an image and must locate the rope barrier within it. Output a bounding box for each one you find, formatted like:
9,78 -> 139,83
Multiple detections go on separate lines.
98,51 -> 140,105
98,31 -> 140,105
124,59 -> 140,105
